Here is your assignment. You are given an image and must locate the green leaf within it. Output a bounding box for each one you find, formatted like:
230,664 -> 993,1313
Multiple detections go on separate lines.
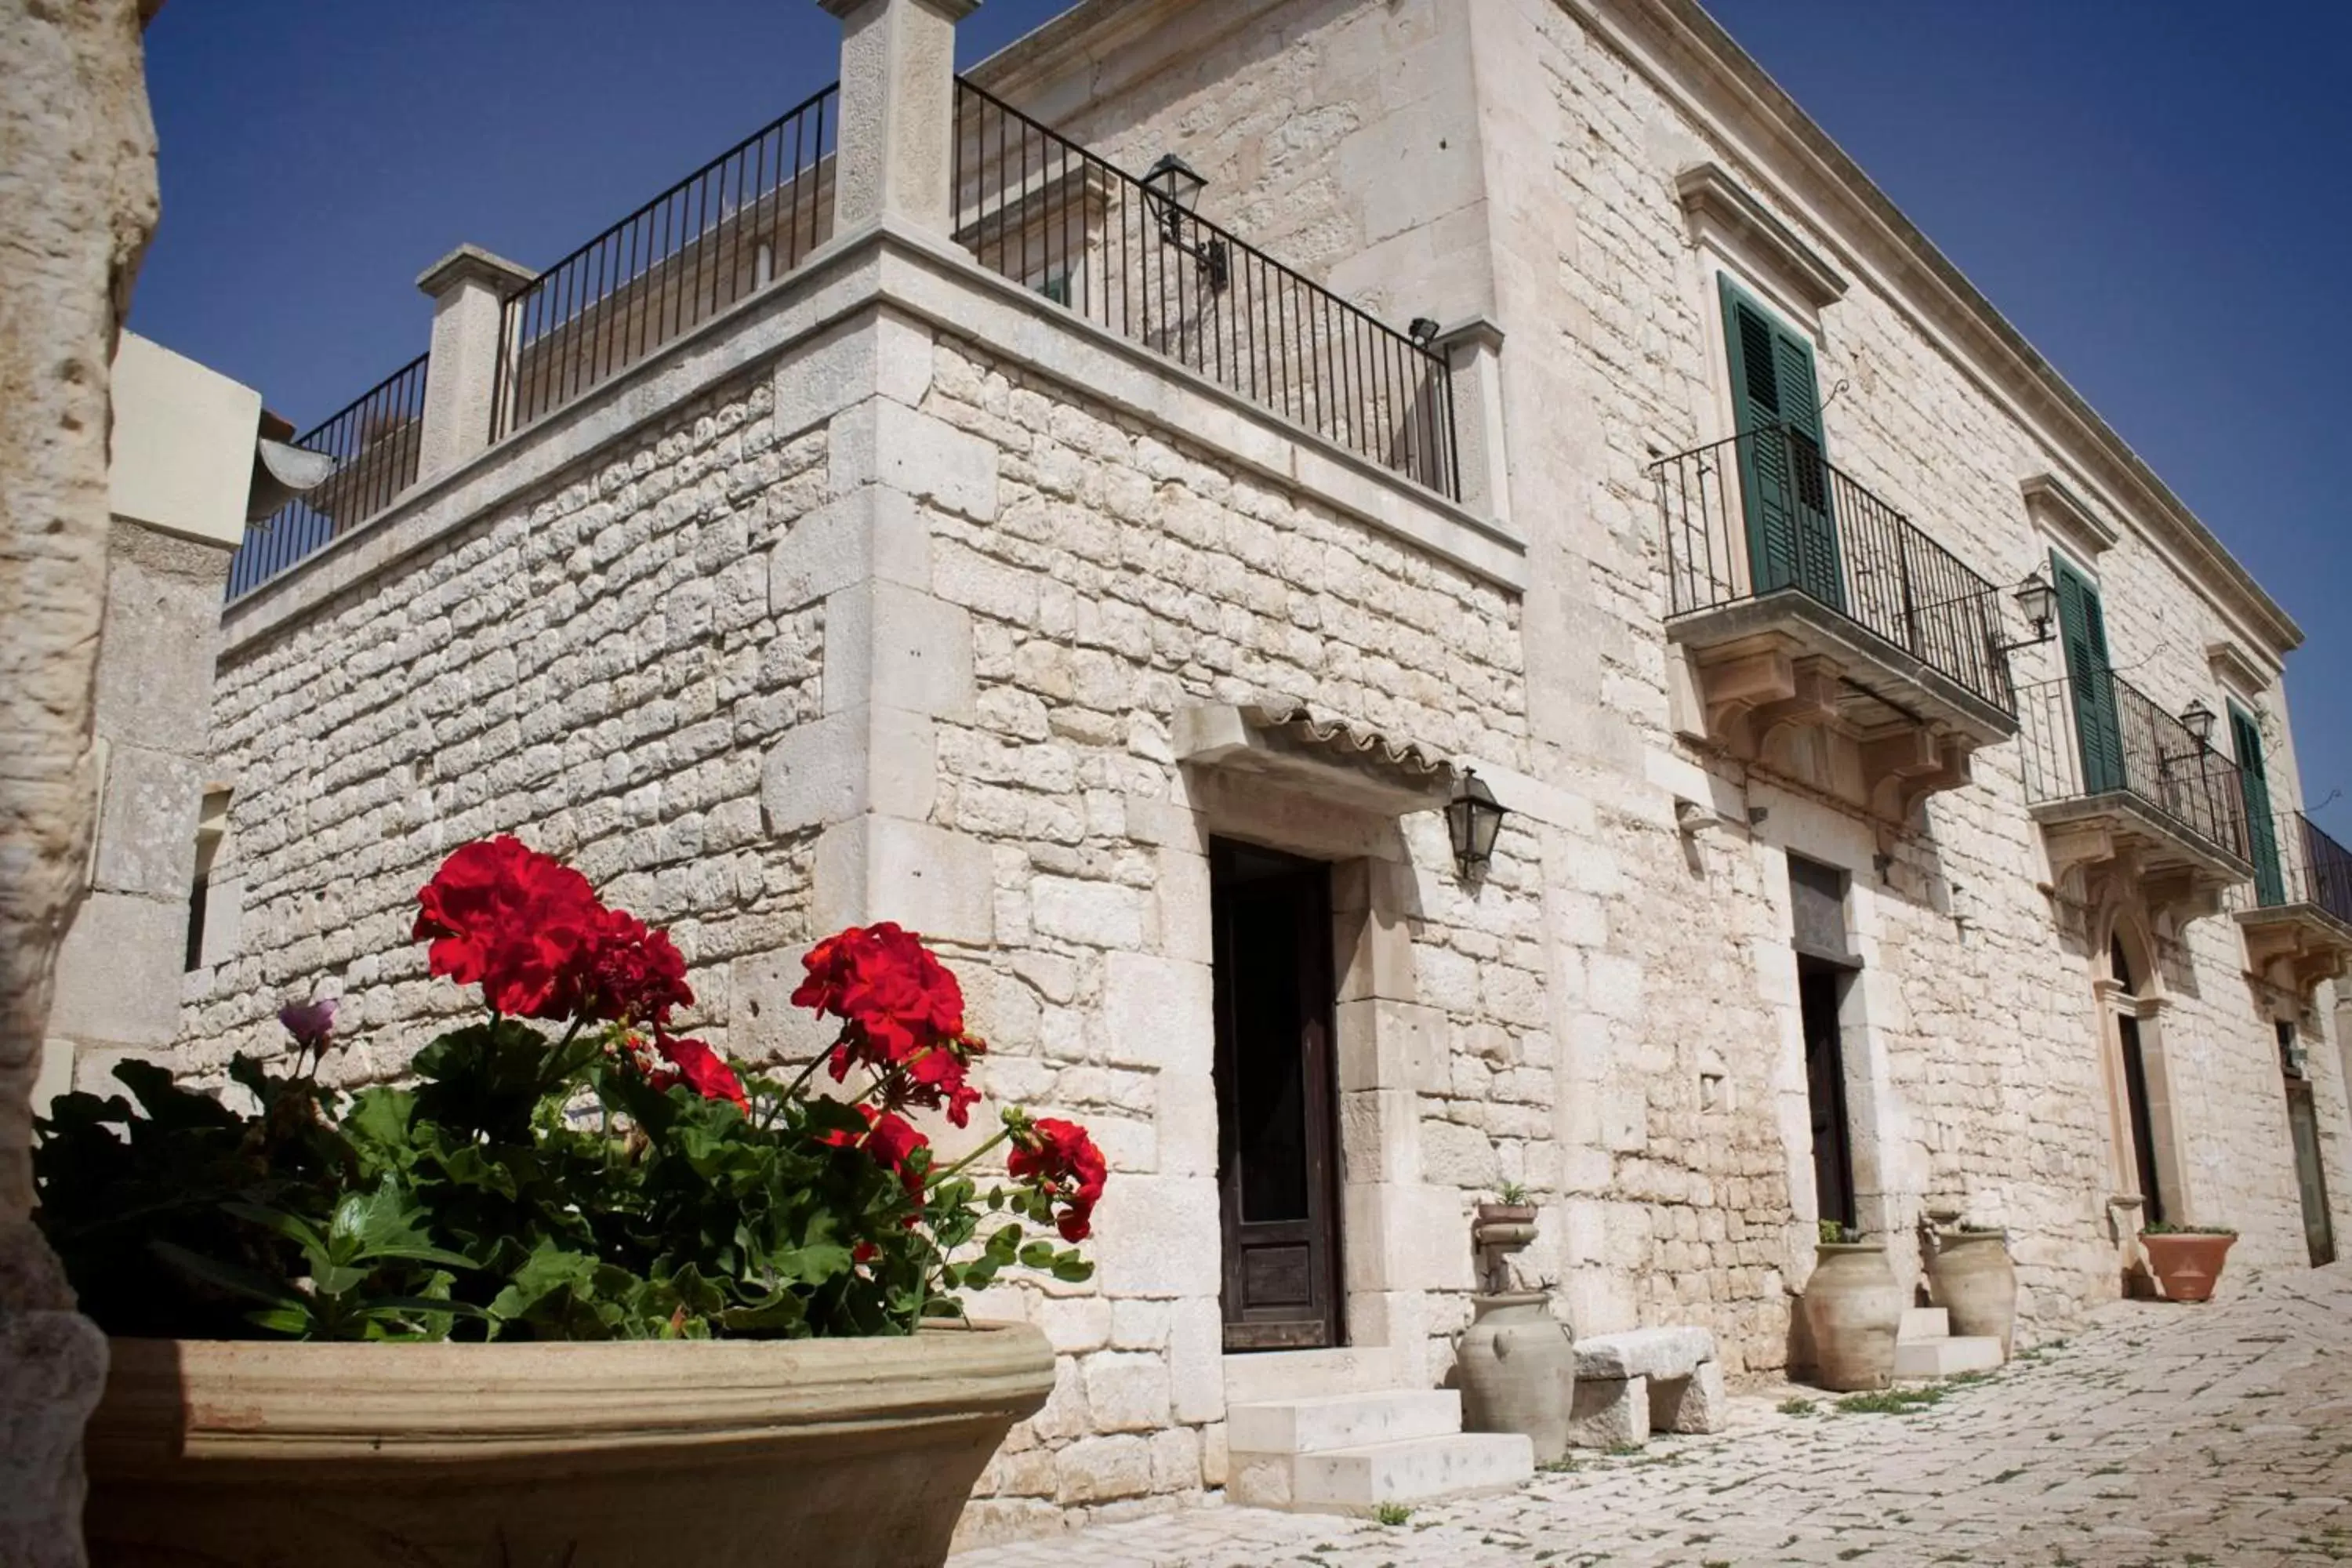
1017,1240 -> 1058,1270
1050,1253 -> 1095,1283
152,1241 -> 308,1313
219,1201 -> 329,1260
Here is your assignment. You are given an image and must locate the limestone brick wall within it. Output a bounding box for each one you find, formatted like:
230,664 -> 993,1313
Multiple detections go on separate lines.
181,375 -> 829,1083
905,331 -> 1540,1532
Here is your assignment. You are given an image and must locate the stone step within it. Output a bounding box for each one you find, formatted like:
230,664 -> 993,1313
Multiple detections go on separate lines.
1899,1307 -> 1951,1342
1228,1389 -> 1463,1455
1893,1334 -> 2004,1378
1221,1346 -> 1403,1406
1290,1433 -> 1535,1513
1230,1432 -> 1534,1513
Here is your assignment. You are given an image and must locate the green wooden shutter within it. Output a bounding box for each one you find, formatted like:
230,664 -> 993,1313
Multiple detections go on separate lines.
1719,274 -> 1842,608
2051,551 -> 2124,795
2230,701 -> 2283,902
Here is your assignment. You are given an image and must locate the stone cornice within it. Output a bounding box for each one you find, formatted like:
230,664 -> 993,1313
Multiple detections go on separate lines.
1568,0 -> 2302,659
2021,472 -> 2120,564
1675,162 -> 1847,314
2206,639 -> 2275,699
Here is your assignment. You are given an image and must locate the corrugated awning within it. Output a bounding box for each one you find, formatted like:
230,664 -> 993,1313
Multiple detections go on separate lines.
1174,702 -> 1457,815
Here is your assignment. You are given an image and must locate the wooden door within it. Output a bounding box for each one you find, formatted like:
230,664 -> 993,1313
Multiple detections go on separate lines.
1211,840 -> 1342,1350
2053,551 -> 2125,796
2286,1077 -> 2337,1267
1798,960 -> 1857,1233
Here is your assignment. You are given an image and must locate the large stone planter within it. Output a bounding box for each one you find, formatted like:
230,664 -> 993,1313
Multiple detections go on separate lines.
83,1323 -> 1054,1568
1802,1243 -> 1900,1392
1928,1228 -> 2017,1356
1456,1291 -> 1575,1464
2141,1232 -> 2237,1303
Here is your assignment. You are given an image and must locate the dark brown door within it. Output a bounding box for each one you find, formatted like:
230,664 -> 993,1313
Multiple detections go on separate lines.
1798,957 -> 1856,1233
1211,839 -> 1342,1350
2286,1077 -> 2337,1267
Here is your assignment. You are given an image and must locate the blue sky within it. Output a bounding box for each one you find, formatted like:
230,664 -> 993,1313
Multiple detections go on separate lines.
136,2 -> 2350,833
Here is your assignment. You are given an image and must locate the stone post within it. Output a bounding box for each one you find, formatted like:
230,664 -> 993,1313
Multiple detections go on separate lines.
1434,315 -> 1510,524
2,2 -> 161,1562
415,244 -> 535,482
820,0 -> 978,236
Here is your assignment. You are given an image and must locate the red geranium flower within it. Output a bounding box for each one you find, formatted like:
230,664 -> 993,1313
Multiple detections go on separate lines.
821,1104 -> 931,1197
795,924 -> 985,1125
578,906 -> 695,1025
1008,1116 -> 1106,1242
650,1033 -> 746,1111
413,837 -> 606,1019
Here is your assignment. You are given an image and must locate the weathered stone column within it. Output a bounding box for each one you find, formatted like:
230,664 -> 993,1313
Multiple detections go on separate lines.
415,244 -> 535,481
820,0 -> 978,235
0,1 -> 161,1562
1435,315 -> 1510,523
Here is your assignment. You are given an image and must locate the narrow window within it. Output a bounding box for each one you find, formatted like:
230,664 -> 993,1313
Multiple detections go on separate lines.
184,789 -> 230,972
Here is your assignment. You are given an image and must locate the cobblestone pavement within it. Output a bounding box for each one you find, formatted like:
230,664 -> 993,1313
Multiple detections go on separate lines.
953,1264 -> 2352,1566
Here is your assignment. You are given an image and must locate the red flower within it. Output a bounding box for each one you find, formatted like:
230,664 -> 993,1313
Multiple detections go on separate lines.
413,838 -> 696,1025
796,924 -> 985,1126
413,837 -> 606,1019
1008,1117 -> 1106,1242
650,1033 -> 746,1111
821,1104 -> 931,1197
578,906 -> 695,1025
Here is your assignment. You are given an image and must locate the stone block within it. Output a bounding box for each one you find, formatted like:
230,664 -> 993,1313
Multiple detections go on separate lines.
1168,1298 -> 1225,1424
1341,1182 -> 1476,1294
1054,1433 -> 1154,1504
768,485 -> 931,611
1035,1294 -> 1111,1355
726,949 -> 839,1069
93,742 -> 205,901
822,580 -> 974,720
1155,1070 -> 1218,1179
1573,1325 -> 1716,1381
1029,877 -> 1147,949
49,892 -> 187,1047
1089,1176 -> 1221,1298
1102,952 -> 1212,1072
1339,1089 -> 1421,1185
773,317 -> 884,441
1334,997 -> 1448,1094
829,397 -> 999,521
1565,1374 -> 1646,1449
1082,1350 -> 1171,1431
811,815 -> 993,944
94,523 -> 230,756
760,706 -> 936,834
1648,1359 -> 1726,1435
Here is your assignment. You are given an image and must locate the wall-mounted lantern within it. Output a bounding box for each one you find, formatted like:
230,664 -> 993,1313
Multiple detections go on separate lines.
1141,153 -> 1229,293
1446,768 -> 1508,880
1998,570 -> 2058,655
2180,698 -> 2217,748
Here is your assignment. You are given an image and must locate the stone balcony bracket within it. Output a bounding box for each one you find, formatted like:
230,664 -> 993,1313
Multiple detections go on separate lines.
2034,798 -> 2253,935
2235,902 -> 2352,1002
1671,595 -> 2013,827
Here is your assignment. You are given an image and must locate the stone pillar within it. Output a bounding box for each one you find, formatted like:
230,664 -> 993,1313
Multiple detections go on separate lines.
1434,315 -> 1509,523
820,0 -> 978,236
415,244 -> 535,481
1,1 -> 161,1561
761,309 -> 997,954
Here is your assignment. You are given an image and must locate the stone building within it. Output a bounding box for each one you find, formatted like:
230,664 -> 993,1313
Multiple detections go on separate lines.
120,0 -> 2352,1537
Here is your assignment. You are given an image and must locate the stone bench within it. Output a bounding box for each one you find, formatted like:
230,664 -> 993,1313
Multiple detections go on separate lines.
1566,1327 -> 1724,1447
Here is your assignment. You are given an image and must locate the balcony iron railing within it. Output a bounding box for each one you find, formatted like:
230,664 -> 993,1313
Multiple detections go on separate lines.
492,84 -> 839,439
2019,670 -> 2250,862
952,78 -> 1459,500
1650,424 -> 2014,714
2252,809 -> 2352,924
226,354 -> 430,600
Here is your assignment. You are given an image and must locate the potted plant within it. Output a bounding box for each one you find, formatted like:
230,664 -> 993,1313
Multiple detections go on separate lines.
1802,1221 -> 1901,1392
1476,1180 -> 1536,1225
36,837 -> 1104,1568
2139,1223 -> 2238,1303
1926,1221 -> 2017,1357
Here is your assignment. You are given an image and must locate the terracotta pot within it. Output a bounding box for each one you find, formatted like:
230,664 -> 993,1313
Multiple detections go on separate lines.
83,1323 -> 1054,1568
1928,1229 -> 2017,1357
1802,1243 -> 1901,1392
2140,1232 -> 2237,1303
1475,1203 -> 1537,1225
1456,1291 -> 1576,1464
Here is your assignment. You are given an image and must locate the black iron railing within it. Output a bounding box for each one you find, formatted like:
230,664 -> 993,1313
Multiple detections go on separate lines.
2019,670 -> 2249,862
952,79 -> 1459,500
2253,810 -> 2352,924
1651,424 -> 2014,713
492,85 -> 839,439
226,354 -> 430,600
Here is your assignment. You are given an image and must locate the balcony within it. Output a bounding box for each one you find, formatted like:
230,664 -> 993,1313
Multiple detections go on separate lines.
1652,426 -> 2018,824
2238,811 -> 2352,997
2020,672 -> 2252,927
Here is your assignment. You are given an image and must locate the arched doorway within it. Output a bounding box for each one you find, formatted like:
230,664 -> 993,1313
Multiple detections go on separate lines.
2111,937 -> 2165,1225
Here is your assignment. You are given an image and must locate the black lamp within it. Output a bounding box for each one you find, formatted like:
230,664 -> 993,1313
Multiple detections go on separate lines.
2180,698 -> 2216,747
1446,769 -> 1508,880
2013,571 -> 2057,641
1140,152 -> 1229,292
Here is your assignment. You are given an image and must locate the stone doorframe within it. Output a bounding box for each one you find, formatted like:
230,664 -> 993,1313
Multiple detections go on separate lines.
1170,753 -> 1463,1385
2093,909 -> 2193,1238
